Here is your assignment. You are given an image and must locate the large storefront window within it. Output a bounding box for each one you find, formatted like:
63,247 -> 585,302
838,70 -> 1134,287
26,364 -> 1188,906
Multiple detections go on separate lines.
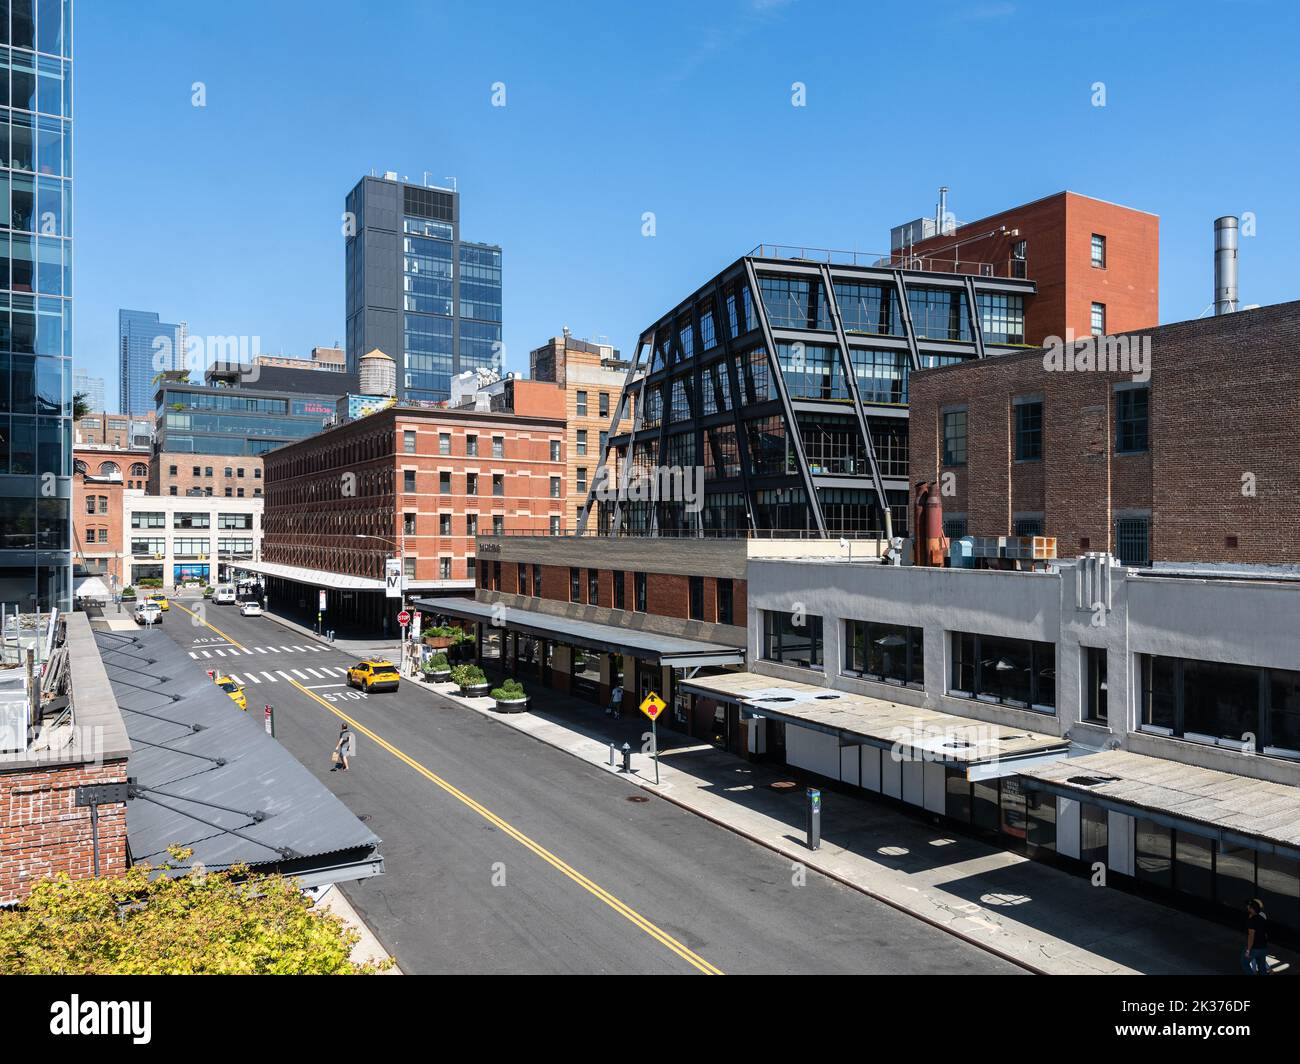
761,610 -> 823,669
1141,655 -> 1300,757
173,563 -> 209,584
844,619 -> 923,688
950,631 -> 1056,711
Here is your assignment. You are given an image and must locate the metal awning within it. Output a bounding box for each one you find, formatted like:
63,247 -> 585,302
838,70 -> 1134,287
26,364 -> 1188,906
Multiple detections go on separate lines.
241,560 -> 472,593
680,670 -> 1069,778
95,627 -> 384,887
1020,749 -> 1300,861
415,596 -> 745,668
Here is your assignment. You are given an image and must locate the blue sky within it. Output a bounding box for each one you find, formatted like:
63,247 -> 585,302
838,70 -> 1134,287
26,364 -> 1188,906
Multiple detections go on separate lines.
75,0 -> 1300,405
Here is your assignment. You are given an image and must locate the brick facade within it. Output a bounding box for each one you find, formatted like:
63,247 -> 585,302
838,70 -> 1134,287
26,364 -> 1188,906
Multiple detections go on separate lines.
150,453 -> 265,499
73,446 -> 151,590
908,301 -> 1300,565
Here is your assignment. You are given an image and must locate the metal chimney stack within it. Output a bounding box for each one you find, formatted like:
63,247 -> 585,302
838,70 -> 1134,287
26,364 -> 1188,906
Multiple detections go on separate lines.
1214,215 -> 1239,315
937,186 -> 949,235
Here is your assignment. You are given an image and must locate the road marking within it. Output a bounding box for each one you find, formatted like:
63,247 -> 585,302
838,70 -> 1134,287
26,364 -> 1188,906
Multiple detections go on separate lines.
293,645 -> 314,652
307,683 -> 347,689
255,647 -> 267,653
201,651 -> 212,658
305,667 -> 326,678
214,649 -> 227,656
279,646 -> 296,653
276,671 -> 294,682
286,678 -> 723,976
189,651 -> 198,659
228,673 -> 243,684
291,668 -> 309,679
261,672 -> 278,682
173,602 -> 247,651
244,673 -> 262,684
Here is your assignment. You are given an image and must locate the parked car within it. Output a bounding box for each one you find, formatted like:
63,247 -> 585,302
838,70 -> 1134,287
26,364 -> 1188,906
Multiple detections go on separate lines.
133,601 -> 163,626
347,660 -> 401,692
146,594 -> 170,611
213,674 -> 247,711
239,601 -> 263,617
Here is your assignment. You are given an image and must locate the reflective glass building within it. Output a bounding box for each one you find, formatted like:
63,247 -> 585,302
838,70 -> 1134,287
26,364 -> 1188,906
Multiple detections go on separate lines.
0,0 -> 73,612
585,247 -> 1037,537
119,307 -> 186,419
344,174 -> 501,404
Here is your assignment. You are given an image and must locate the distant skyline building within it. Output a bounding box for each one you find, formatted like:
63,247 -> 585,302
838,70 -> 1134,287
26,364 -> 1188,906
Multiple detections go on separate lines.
345,173 -> 502,404
0,0 -> 75,613
118,308 -> 187,419
73,369 -> 105,411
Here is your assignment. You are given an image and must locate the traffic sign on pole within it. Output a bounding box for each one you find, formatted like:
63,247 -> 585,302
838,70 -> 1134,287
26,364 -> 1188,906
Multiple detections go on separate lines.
640,691 -> 666,786
397,609 -> 411,627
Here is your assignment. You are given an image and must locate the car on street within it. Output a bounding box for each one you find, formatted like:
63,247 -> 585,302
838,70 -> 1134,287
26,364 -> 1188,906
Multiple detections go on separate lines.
239,601 -> 263,617
347,660 -> 401,692
212,584 -> 236,604
133,601 -> 163,625
214,674 -> 247,711
146,594 -> 170,611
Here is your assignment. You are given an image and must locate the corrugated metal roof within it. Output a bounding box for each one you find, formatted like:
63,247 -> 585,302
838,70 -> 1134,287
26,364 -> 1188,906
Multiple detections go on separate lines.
95,628 -> 382,882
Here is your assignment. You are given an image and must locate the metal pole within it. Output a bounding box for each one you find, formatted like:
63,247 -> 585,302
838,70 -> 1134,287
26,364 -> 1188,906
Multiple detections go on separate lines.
90,803 -> 101,877
652,716 -> 660,785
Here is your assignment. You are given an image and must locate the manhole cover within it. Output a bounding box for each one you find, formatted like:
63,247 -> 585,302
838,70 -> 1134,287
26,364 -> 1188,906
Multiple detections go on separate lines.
626,795 -> 650,803
769,780 -> 799,791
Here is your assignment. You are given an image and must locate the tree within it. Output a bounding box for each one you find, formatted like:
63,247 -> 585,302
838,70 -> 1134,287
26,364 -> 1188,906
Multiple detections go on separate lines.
0,848 -> 392,975
72,390 -> 90,420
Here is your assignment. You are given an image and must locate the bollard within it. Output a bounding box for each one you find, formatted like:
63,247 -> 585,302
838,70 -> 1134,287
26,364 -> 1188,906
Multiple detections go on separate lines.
806,787 -> 822,851
621,742 -> 632,774
609,742 -> 617,767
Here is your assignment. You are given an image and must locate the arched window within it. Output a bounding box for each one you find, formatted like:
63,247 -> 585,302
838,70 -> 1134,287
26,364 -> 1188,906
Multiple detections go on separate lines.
98,461 -> 120,476
73,459 -> 88,475
130,462 -> 148,477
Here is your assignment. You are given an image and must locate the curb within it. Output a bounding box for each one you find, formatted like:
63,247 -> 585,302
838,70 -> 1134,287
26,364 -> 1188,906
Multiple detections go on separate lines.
414,680 -> 1052,976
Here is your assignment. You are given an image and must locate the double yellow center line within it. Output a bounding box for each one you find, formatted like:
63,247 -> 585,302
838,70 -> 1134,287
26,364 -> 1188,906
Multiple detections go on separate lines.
176,599 -> 722,974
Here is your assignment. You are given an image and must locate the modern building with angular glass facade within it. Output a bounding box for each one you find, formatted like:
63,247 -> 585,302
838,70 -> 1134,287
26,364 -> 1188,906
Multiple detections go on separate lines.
344,174 -> 501,404
118,307 -> 186,419
585,246 -> 1036,537
0,0 -> 73,613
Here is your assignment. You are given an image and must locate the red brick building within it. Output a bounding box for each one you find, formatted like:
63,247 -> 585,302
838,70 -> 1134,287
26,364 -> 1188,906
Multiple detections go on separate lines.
900,190 -> 1159,344
72,445 -> 151,595
258,395 -> 567,633
908,301 -> 1300,567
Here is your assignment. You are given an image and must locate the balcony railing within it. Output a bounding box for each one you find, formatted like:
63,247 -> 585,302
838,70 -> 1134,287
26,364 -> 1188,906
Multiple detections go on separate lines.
748,244 -> 1024,279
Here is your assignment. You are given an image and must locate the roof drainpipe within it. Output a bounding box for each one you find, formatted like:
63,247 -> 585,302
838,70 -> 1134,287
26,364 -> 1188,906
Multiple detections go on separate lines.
1214,215 -> 1239,315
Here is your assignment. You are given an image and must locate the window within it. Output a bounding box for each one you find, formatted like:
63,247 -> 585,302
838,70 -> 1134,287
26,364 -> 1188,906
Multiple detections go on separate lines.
404,512 -> 416,536
439,471 -> 452,495
439,433 -> 451,455
716,579 -> 733,625
518,563 -> 528,595
588,569 -> 599,605
403,429 -> 416,454
976,292 -> 1026,345
466,473 -> 478,495
1090,302 -> 1106,336
549,515 -> 561,535
599,392 -> 610,418
950,631 -> 1056,711
688,576 -> 704,620
549,476 -> 561,498
403,469 -> 416,493
1114,515 -> 1150,566
224,488 -> 233,497
1083,647 -> 1108,722
237,467 -> 245,478
466,434 -> 478,457
132,511 -> 165,529
1091,233 -> 1106,269
1011,240 -> 1027,279
549,440 -> 561,462
440,557 -> 452,579
575,391 -> 588,416
845,620 -> 924,687
613,570 -> 625,610
762,610 -> 824,669
1013,515 -> 1044,536
224,466 -> 233,478
942,410 -> 967,466
575,468 -> 587,495
1014,400 -> 1043,460
492,474 -> 504,496
493,561 -> 502,589
466,514 -> 478,536
634,572 -> 647,612
492,436 -> 504,458
439,513 -> 452,535
576,429 -> 587,456
404,556 -> 416,578
907,287 -> 970,342
569,567 -> 581,603
1115,386 -> 1149,453
532,564 -> 542,597
174,512 -> 210,529
492,516 -> 504,536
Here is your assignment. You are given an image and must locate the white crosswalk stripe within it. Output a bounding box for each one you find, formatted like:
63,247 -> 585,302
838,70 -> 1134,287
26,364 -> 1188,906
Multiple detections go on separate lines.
201,651 -> 211,658
305,668 -> 325,678
228,674 -> 243,684
261,672 -> 278,682
291,669 -> 309,679
244,673 -> 261,683
276,671 -> 294,682
214,649 -> 226,657
293,646 -> 314,652
189,651 -> 198,659
279,646 -> 296,653
254,647 -> 267,653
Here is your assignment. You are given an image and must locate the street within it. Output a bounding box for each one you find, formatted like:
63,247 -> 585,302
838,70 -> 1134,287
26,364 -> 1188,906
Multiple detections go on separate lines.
167,595 -> 1021,975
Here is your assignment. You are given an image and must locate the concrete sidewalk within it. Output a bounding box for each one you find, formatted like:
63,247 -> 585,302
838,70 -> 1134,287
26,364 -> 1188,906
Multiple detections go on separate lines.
401,670 -> 1291,976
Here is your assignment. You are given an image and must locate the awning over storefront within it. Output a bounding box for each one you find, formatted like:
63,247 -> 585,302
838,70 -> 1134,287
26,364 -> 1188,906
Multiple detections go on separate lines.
1020,749 -> 1300,861
416,597 -> 745,668
95,627 -> 384,889
680,670 -> 1069,778
241,560 -> 472,593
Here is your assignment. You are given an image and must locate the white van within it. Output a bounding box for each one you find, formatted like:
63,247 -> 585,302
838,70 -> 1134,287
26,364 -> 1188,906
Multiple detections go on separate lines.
212,585 -> 236,604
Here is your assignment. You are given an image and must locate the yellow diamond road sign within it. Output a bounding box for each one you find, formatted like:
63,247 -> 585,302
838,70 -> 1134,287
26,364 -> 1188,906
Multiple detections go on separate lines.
640,692 -> 667,721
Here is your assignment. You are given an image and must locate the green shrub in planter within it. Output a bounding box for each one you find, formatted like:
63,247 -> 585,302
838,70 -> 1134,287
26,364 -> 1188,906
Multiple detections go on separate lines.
202,585 -> 214,598
121,585 -> 136,599
429,653 -> 450,671
490,678 -> 527,702
451,664 -> 487,690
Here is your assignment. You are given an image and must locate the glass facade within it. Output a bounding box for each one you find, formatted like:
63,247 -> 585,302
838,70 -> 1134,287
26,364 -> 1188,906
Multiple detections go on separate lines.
119,308 -> 185,419
0,0 -> 72,612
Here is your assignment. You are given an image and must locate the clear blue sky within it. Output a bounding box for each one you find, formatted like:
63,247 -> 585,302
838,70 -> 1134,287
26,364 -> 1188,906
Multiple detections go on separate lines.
75,0 -> 1300,406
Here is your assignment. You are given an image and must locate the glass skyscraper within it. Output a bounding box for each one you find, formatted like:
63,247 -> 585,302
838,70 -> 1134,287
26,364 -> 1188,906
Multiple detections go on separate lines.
0,0 -> 73,613
345,174 -> 501,404
118,307 -> 186,418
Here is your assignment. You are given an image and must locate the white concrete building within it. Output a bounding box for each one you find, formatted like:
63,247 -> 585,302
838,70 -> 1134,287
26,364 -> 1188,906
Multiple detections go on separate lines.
122,490 -> 262,590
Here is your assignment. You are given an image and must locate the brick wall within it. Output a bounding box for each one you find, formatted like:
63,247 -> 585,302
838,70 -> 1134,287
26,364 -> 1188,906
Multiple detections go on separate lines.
0,758 -> 129,903
909,301 -> 1300,565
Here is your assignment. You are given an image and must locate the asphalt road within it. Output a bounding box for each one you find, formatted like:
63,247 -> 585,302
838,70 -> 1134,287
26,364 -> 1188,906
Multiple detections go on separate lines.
168,596 -> 1020,975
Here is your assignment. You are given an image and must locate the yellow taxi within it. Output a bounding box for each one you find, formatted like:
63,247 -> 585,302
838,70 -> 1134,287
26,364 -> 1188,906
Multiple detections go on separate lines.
214,674 -> 247,711
147,594 -> 170,612
347,660 -> 401,692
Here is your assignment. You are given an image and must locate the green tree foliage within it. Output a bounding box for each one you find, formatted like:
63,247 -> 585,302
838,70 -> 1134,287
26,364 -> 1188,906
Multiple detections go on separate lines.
0,849 -> 392,975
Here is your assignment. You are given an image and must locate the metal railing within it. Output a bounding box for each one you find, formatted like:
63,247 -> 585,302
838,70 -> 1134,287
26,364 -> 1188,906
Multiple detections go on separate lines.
748,244 -> 1020,279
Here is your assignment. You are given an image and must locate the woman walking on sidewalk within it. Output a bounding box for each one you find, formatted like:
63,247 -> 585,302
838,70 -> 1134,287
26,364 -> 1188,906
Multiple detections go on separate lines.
333,724 -> 355,772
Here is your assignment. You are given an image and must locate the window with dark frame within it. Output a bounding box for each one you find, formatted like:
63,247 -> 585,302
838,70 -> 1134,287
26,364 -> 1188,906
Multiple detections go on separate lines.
950,631 -> 1056,711
1084,646 -> 1108,722
533,564 -> 542,597
569,567 -> 580,603
518,563 -> 528,595
588,569 -> 599,605
716,578 -> 733,625
613,570 -> 625,610
1115,386 -> 1149,453
689,576 -> 705,620
634,571 -> 647,613
762,610 -> 824,669
942,410 -> 967,466
1091,233 -> 1106,268
1114,515 -> 1151,566
1014,400 -> 1043,461
845,619 -> 924,687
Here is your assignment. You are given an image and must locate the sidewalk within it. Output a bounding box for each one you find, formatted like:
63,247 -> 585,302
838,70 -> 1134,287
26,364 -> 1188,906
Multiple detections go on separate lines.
403,669 -> 1292,976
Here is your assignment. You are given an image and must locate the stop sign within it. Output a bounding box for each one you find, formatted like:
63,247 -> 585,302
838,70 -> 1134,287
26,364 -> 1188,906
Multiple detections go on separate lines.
397,610 -> 411,626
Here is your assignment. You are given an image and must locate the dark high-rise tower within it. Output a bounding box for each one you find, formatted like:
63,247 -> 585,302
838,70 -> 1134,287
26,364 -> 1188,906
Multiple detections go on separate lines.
0,0 -> 74,613
344,173 -> 502,404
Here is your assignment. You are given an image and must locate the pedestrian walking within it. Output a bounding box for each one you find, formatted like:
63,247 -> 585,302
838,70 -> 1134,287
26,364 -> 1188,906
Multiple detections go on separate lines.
610,684 -> 624,720
1242,898 -> 1271,974
332,724 -> 355,772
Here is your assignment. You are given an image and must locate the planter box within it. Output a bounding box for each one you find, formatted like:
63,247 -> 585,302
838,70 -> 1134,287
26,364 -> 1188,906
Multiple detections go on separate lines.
423,670 -> 451,684
423,636 -> 454,649
459,683 -> 491,697
493,697 -> 530,713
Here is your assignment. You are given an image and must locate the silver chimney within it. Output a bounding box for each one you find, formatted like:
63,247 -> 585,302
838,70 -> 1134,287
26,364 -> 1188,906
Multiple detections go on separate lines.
937,186 -> 949,235
1214,215 -> 1239,315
